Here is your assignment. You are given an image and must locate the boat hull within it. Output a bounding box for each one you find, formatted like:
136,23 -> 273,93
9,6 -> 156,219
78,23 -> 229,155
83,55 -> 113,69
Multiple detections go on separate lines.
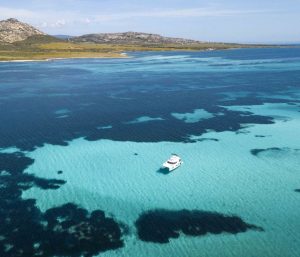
162,161 -> 183,171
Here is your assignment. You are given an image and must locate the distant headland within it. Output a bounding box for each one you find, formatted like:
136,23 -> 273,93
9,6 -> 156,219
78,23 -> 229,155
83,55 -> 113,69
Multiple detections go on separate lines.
0,18 -> 280,61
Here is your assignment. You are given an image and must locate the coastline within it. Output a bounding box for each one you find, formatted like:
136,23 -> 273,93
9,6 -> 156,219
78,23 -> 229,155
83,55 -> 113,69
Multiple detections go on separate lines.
0,48 -> 248,62
0,43 -> 276,63
1,45 -> 295,62
0,54 -> 129,63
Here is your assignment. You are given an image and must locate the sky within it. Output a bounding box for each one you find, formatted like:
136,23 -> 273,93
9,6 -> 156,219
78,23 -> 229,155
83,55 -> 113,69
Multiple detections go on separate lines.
0,0 -> 299,43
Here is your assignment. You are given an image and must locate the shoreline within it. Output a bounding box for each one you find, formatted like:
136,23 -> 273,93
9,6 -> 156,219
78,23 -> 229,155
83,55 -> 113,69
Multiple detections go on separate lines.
1,46 -> 296,63
0,49 -> 240,63
0,55 -> 129,63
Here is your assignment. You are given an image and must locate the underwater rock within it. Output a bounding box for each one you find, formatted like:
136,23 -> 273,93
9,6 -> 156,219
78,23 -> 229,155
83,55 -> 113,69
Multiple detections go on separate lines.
0,152 -> 124,257
250,147 -> 300,157
135,209 -> 263,243
197,138 -> 219,142
250,147 -> 283,156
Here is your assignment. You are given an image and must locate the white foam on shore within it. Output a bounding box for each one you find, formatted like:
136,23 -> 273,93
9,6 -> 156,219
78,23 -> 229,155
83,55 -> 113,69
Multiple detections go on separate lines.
0,55 -> 128,63
0,59 -> 47,63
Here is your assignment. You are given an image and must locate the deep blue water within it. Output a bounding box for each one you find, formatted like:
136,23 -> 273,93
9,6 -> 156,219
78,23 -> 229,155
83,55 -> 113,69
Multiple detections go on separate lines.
0,48 -> 300,257
1,48 -> 300,151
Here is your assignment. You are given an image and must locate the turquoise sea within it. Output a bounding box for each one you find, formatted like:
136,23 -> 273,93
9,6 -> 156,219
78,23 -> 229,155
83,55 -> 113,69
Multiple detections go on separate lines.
0,48 -> 300,257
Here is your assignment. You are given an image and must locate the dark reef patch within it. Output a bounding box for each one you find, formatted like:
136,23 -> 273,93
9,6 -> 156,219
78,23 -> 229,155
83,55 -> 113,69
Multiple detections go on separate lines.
250,147 -> 300,157
250,147 -> 283,156
235,130 -> 250,135
57,170 -> 63,174
197,138 -> 219,142
32,177 -> 66,190
135,209 -> 263,243
0,152 -> 34,174
294,189 -> 300,192
0,152 -> 66,191
255,135 -> 267,138
41,204 -> 124,257
0,152 -> 124,257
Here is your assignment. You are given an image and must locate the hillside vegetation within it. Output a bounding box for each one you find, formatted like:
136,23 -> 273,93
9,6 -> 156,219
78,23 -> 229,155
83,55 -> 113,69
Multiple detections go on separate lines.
0,35 -> 270,61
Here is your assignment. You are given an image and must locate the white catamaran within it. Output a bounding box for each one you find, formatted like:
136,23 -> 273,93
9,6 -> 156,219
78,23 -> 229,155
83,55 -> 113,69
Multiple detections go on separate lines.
162,154 -> 183,171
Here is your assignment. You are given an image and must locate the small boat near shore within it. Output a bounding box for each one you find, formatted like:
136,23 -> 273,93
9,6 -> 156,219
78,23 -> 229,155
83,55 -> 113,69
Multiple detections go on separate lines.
162,154 -> 183,171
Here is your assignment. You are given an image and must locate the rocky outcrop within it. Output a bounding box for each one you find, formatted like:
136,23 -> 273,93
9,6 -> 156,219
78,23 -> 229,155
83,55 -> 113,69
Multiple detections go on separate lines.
71,31 -> 203,45
0,18 -> 201,45
0,18 -> 45,43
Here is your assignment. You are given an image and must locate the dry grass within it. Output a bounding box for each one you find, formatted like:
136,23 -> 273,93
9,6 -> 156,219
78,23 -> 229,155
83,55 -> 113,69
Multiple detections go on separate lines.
0,37 -> 271,61
0,50 -> 124,61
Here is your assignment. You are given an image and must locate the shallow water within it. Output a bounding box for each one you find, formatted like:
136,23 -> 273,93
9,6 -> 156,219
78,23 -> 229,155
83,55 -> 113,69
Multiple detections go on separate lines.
1,48 -> 300,257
